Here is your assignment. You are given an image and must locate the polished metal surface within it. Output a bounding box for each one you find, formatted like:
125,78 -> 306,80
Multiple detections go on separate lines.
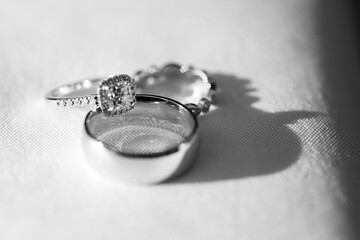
82,94 -> 199,184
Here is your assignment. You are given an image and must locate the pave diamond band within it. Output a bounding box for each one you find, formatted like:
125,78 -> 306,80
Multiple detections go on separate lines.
55,95 -> 98,107
45,75 -> 136,116
45,78 -> 100,107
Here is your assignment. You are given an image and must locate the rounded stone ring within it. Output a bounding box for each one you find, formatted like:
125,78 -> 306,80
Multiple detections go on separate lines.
82,94 -> 199,184
45,74 -> 136,116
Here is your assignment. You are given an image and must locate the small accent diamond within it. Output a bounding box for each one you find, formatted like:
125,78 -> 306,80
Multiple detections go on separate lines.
70,99 -> 75,106
73,98 -> 79,106
84,96 -> 91,105
78,97 -> 83,106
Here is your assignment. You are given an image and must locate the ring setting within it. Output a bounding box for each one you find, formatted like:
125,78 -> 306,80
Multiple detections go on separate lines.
98,74 -> 136,116
55,93 -> 97,107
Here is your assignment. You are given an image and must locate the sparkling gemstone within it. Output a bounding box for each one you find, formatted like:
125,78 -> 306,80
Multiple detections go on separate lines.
84,96 -> 91,105
72,98 -> 79,106
98,75 -> 136,116
78,97 -> 83,106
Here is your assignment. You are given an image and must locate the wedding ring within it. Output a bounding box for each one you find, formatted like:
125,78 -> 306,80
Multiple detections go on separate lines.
82,94 -> 199,184
45,74 -> 136,116
134,63 -> 216,116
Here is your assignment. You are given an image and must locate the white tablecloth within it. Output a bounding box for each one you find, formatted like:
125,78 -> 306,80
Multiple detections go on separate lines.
1,0 -> 360,239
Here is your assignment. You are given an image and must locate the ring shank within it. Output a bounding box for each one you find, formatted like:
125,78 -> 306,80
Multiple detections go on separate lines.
45,78 -> 102,107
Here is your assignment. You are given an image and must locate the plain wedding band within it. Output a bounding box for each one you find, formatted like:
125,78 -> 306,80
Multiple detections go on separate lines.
82,94 -> 200,184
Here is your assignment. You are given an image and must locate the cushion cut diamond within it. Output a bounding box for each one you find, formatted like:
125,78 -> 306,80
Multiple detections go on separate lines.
98,74 -> 136,116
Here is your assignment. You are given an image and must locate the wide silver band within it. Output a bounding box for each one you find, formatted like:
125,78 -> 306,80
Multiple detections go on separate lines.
82,94 -> 199,184
45,78 -> 101,107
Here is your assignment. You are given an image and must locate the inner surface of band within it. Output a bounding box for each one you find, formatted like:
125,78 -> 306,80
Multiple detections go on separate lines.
85,95 -> 198,157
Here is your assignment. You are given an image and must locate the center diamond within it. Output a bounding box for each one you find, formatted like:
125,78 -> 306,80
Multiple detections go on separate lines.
98,74 -> 136,116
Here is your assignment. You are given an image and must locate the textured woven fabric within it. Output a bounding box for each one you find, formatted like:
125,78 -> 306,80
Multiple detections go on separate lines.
1,0 -> 360,239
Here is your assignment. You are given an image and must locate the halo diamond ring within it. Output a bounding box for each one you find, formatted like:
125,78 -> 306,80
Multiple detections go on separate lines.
45,74 -> 136,116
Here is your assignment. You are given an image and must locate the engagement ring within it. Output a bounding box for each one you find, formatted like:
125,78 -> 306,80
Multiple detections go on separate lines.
45,74 -> 136,116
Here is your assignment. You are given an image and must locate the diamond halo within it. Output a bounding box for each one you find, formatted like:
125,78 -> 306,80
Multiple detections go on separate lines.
97,74 -> 136,116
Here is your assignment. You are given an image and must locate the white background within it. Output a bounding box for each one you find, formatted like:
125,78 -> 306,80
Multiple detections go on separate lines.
1,0 -> 360,239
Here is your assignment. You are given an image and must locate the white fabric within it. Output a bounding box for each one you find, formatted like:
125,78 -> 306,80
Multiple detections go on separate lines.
1,0 -> 360,239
